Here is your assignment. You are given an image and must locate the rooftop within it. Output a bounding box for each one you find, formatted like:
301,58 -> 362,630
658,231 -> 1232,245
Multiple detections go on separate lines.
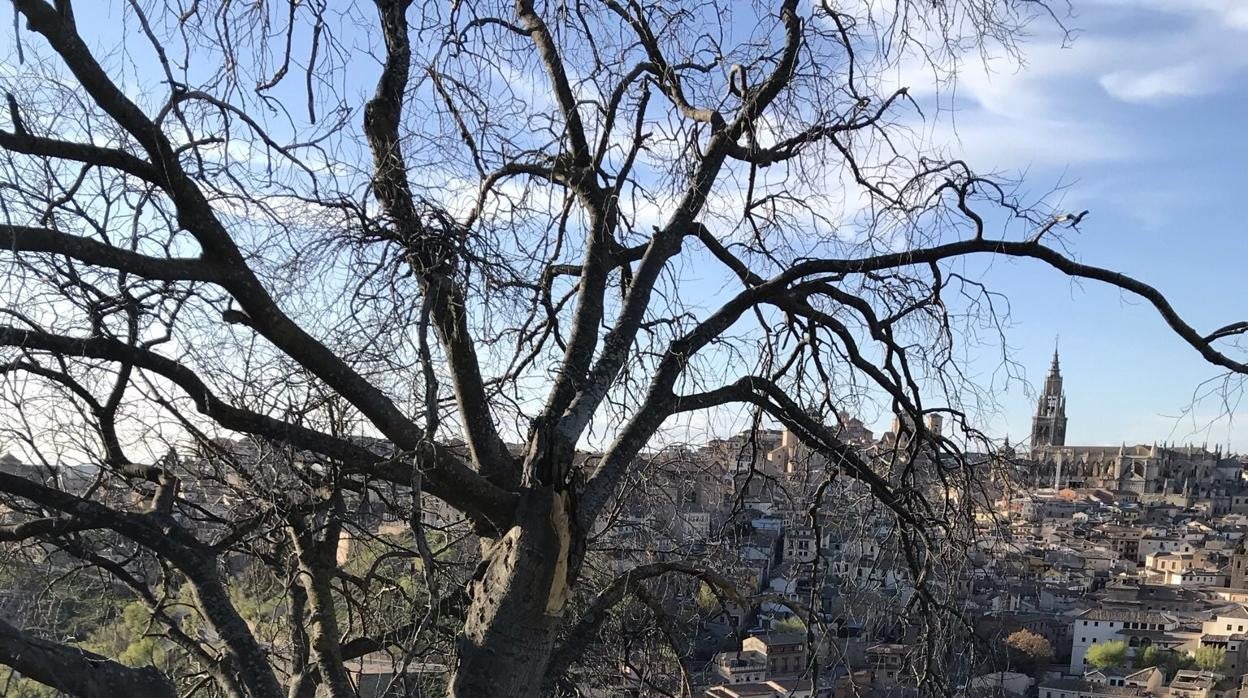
1040,678 -> 1156,696
1076,608 -> 1178,624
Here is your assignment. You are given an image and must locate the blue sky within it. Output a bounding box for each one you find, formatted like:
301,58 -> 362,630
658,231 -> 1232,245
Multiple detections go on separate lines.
917,0 -> 1248,450
5,1 -> 1245,455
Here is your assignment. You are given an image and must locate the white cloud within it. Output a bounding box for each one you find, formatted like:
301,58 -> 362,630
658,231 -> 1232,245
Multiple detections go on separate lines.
879,40 -> 1129,171
872,0 -> 1248,174
1099,62 -> 1221,103
1077,0 -> 1248,105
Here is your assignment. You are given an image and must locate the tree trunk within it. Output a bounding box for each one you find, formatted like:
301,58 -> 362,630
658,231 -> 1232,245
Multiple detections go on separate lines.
450,488 -> 574,697
292,534 -> 353,698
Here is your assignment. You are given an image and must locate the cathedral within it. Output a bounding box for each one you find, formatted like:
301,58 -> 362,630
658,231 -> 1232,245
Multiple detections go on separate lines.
1027,347 -> 1236,501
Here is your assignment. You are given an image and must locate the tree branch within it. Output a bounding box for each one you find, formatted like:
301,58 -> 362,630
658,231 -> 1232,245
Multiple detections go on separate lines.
0,224 -> 220,282
0,326 -> 517,531
14,0 -> 513,522
0,468 -> 283,698
0,617 -> 178,698
0,124 -> 159,182
364,0 -> 516,490
0,515 -> 100,541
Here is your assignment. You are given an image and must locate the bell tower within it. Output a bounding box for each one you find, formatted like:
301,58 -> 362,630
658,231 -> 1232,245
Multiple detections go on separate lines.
1031,343 -> 1068,448
1232,543 -> 1248,590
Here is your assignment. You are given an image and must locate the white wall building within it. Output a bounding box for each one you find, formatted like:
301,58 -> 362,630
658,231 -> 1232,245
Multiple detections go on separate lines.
1069,608 -> 1179,674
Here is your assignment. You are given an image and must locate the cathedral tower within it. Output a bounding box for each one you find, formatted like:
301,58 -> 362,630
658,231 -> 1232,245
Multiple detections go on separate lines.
1031,345 -> 1068,448
1231,543 -> 1248,590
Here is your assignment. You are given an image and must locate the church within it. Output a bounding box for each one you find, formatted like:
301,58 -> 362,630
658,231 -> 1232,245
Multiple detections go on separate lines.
1027,347 -> 1239,501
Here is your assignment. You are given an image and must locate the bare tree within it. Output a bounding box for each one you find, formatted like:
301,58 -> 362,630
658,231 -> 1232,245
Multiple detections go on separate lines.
0,0 -> 1244,696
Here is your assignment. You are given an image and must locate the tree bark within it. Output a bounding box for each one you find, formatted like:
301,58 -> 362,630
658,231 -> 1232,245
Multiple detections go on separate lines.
450,488 -> 574,697
182,560 -> 285,698
290,513 -> 354,698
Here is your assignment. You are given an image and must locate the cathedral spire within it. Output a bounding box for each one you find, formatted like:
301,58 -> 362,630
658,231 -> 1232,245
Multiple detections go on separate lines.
1031,339 -> 1069,451
1042,342 -> 1065,402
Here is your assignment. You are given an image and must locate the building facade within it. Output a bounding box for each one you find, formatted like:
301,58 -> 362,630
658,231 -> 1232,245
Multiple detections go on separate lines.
1027,349 -> 1237,499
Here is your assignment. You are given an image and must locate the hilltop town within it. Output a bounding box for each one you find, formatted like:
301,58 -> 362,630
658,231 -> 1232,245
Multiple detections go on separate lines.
4,350 -> 1245,697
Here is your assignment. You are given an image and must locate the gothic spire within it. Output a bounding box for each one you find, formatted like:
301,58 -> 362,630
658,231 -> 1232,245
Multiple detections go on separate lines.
1031,336 -> 1068,449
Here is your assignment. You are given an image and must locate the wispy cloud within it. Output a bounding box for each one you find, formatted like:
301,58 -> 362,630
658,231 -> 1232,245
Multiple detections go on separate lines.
1099,62 -> 1223,103
1083,0 -> 1248,104
882,0 -> 1248,172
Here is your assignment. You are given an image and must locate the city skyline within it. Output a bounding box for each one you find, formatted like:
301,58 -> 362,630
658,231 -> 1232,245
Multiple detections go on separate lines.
994,339 -> 1245,453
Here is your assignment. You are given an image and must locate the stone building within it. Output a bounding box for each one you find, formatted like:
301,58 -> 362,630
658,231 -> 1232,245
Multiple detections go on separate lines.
1027,349 -> 1238,499
1231,544 -> 1248,590
1030,347 -> 1068,449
